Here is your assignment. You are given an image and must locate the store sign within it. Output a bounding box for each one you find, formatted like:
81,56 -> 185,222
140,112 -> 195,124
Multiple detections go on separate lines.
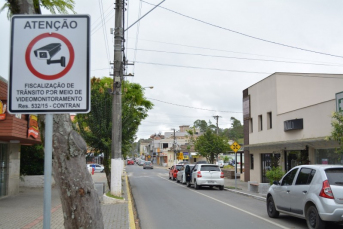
284,119 -> 303,131
0,100 -> 6,120
183,152 -> 189,160
28,114 -> 39,138
8,15 -> 90,114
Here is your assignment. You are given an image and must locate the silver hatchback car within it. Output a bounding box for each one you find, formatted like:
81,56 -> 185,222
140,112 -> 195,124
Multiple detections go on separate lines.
266,165 -> 343,229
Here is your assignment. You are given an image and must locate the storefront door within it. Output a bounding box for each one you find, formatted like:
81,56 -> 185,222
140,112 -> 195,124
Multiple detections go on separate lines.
0,144 -> 8,197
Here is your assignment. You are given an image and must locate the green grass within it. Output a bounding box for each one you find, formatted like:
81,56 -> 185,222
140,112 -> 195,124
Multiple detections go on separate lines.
106,192 -> 124,200
225,186 -> 242,190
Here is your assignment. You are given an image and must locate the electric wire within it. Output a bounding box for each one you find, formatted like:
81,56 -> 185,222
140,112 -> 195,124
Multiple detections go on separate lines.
135,61 -> 271,74
129,48 -> 343,67
128,37 -> 343,66
146,98 -> 242,113
98,0 -> 111,62
142,0 -> 343,59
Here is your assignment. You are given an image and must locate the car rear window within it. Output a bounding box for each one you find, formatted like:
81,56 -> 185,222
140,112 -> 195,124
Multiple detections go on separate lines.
325,168 -> 343,186
200,165 -> 220,171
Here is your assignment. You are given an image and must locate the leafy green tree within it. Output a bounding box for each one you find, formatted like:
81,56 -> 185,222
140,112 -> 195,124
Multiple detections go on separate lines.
193,119 -> 208,132
1,0 -> 75,18
327,112 -> 343,154
194,129 -> 231,163
75,77 -> 153,187
20,144 -> 45,175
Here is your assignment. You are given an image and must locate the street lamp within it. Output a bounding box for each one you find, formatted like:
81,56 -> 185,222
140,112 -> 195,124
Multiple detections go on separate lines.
143,86 -> 154,89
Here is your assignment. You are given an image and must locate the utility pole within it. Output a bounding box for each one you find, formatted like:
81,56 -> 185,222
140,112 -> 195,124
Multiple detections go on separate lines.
111,0 -> 124,197
213,115 -> 221,135
171,128 -> 176,165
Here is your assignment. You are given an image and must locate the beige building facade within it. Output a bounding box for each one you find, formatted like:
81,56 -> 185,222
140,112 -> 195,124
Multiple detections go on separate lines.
244,73 -> 343,183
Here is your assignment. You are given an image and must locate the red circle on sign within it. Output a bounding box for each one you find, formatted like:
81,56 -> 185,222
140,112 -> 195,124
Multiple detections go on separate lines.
25,33 -> 74,80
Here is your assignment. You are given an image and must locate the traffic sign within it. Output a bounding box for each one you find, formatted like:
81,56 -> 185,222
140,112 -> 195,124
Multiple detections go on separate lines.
8,15 -> 90,114
230,141 -> 241,153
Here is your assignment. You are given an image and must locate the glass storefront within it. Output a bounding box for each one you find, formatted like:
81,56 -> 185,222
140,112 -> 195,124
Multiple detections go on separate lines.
315,148 -> 343,165
0,144 -> 8,197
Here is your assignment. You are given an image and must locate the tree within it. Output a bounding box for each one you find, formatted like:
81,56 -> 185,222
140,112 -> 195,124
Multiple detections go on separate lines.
194,129 -> 231,163
328,112 -> 343,154
3,2 -> 104,228
1,0 -> 75,18
75,78 -> 153,188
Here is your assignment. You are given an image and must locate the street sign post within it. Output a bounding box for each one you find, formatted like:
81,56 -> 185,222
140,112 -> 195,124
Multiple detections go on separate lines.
8,15 -> 90,114
8,15 -> 90,229
230,141 -> 241,190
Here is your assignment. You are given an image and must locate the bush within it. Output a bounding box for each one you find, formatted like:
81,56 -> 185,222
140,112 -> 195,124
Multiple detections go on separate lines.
266,167 -> 285,185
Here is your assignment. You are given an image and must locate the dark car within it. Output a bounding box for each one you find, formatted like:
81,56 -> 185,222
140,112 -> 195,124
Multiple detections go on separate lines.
169,164 -> 184,180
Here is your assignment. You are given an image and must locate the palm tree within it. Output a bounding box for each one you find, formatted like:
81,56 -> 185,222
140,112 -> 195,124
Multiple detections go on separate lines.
1,0 -> 75,19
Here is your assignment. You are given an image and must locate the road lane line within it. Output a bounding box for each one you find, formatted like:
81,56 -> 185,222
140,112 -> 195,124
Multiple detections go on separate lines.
158,176 -> 289,229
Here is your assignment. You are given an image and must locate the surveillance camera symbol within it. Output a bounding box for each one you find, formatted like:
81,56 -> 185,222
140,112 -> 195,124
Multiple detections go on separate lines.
34,43 -> 66,67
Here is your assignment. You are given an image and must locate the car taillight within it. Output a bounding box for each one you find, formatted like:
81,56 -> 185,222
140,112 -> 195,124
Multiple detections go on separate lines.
197,171 -> 202,178
319,180 -> 334,199
220,171 -> 224,178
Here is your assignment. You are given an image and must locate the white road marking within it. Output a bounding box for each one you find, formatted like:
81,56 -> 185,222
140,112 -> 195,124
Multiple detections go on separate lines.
158,176 -> 289,229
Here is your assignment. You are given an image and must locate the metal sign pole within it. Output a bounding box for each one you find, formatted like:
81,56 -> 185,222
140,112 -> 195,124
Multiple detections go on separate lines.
43,114 -> 53,229
235,152 -> 237,190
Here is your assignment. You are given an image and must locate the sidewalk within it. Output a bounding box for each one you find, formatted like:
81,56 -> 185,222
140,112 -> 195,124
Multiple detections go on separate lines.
154,164 -> 267,202
0,171 -> 132,229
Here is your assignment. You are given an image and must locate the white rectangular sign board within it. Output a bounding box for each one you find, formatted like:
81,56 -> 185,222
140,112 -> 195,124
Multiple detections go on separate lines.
8,15 -> 90,114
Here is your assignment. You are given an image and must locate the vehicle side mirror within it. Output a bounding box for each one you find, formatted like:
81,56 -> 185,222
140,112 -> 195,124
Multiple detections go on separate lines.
273,181 -> 280,185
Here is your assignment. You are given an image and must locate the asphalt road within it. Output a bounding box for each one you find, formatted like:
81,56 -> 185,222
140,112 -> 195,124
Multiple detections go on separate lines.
127,164 -> 340,229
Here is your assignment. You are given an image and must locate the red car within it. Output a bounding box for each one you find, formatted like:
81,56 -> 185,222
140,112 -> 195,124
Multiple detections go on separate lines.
127,159 -> 134,165
169,164 -> 184,180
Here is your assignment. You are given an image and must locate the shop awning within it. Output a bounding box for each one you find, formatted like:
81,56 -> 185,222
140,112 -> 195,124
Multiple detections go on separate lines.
245,137 -> 339,150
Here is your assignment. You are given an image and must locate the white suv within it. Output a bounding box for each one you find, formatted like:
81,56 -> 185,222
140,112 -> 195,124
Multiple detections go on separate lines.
266,165 -> 343,229
187,164 -> 224,190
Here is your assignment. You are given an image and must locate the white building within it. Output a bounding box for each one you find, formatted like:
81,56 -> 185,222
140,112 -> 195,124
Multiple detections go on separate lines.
243,73 -> 343,183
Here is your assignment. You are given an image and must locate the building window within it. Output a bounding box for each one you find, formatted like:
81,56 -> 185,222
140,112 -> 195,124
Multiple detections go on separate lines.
258,115 -> 263,131
193,158 -> 197,163
251,154 -> 254,170
249,118 -> 253,133
267,112 -> 272,129
162,143 -> 168,148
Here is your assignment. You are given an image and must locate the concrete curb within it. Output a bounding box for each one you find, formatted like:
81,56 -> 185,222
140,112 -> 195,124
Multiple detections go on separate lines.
225,188 -> 266,202
125,174 -> 136,229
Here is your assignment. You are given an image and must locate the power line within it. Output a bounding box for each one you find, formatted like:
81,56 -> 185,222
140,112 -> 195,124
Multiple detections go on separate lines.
146,97 -> 243,113
129,48 -> 343,67
135,61 -> 270,74
98,0 -> 110,62
142,0 -> 343,59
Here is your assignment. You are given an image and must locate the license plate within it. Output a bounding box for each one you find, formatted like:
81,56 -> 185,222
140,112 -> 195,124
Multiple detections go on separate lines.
208,181 -> 214,183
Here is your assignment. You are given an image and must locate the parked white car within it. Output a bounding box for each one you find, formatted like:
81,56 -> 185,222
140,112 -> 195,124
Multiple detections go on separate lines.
266,164 -> 343,229
187,164 -> 224,190
216,160 -> 224,168
86,164 -> 104,173
176,164 -> 195,184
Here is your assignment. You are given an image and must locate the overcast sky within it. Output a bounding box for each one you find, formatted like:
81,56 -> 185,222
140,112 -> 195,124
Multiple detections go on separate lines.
1,0 -> 343,140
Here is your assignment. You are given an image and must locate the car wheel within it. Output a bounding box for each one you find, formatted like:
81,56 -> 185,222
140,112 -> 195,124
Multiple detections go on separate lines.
267,196 -> 279,218
306,205 -> 325,229
195,182 -> 200,190
219,186 -> 224,190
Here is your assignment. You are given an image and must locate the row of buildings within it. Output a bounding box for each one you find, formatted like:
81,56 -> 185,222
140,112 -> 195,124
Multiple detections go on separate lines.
138,72 -> 343,184
1,72 -> 342,198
